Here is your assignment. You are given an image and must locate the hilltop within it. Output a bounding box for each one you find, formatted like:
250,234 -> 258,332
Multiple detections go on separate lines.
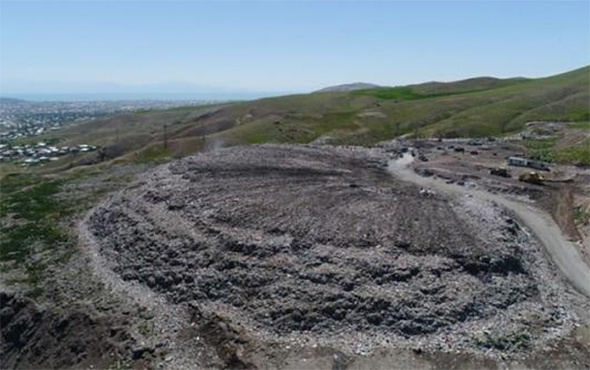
409,76 -> 529,95
315,82 -> 381,93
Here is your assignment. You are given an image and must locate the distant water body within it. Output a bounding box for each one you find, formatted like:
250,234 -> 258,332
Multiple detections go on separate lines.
4,91 -> 288,102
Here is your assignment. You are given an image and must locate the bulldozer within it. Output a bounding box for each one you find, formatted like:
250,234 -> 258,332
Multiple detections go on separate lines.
519,172 -> 545,185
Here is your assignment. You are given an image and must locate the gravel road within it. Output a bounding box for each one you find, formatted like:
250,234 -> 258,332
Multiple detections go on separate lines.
389,153 -> 590,298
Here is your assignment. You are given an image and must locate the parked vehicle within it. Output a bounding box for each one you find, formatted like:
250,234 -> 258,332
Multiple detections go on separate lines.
490,168 -> 511,178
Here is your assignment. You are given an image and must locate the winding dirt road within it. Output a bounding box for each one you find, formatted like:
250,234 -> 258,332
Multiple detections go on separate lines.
388,153 -> 590,298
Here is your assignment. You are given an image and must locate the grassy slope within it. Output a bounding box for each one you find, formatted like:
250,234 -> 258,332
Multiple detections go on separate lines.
204,65 -> 589,145
410,77 -> 530,95
524,122 -> 590,166
420,66 -> 589,137
8,66 -> 588,169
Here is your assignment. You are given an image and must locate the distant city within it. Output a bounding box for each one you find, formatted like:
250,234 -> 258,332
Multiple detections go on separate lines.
0,96 -> 225,166
0,97 -> 218,136
0,141 -> 98,166
0,91 -> 288,167
3,91 -> 285,102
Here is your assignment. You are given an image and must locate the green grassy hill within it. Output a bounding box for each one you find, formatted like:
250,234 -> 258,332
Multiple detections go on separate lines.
410,76 -> 529,95
22,65 -> 590,169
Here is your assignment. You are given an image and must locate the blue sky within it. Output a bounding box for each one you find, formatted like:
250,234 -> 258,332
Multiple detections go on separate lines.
1,1 -> 589,95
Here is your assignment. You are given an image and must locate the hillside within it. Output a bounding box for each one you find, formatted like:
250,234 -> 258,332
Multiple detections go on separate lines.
2,67 -> 589,369
24,65 -> 589,170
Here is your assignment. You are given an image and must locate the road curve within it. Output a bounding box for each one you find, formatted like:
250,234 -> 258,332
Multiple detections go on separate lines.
388,154 -> 590,298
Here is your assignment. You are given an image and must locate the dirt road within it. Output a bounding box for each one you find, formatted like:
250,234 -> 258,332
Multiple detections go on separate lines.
388,153 -> 590,298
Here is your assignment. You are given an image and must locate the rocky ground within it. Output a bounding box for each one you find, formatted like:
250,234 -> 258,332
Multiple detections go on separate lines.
80,144 -> 589,368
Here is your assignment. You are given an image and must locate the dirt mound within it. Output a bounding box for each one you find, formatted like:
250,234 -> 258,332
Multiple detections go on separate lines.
86,145 -> 574,353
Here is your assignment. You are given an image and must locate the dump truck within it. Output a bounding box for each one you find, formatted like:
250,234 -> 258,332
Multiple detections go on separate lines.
519,172 -> 545,185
